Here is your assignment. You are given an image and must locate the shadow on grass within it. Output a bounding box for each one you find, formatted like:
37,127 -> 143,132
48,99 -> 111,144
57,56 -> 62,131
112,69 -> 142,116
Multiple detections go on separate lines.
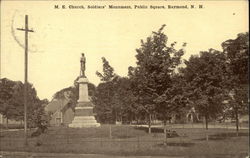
134,126 -> 163,133
0,124 -> 24,129
156,142 -> 195,147
134,127 -> 179,138
113,135 -> 133,139
194,132 -> 249,141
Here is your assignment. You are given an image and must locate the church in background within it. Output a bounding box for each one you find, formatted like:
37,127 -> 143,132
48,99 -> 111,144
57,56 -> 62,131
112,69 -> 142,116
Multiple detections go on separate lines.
45,91 -> 74,126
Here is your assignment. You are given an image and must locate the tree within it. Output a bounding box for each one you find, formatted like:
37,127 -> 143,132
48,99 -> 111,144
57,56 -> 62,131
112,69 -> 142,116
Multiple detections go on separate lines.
95,57 -> 117,123
0,78 -> 20,127
0,78 -> 49,130
154,74 -> 190,135
182,49 -> 228,129
29,99 -> 50,131
94,75 -> 137,124
129,25 -> 186,133
53,82 -> 96,112
96,57 -> 116,82
110,76 -> 137,124
222,32 -> 249,134
12,81 -> 48,129
222,32 -> 249,84
93,81 -> 115,123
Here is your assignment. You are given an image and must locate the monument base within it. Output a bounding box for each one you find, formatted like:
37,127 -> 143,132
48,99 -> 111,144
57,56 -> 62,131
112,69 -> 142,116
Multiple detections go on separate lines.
68,74 -> 100,128
69,116 -> 100,128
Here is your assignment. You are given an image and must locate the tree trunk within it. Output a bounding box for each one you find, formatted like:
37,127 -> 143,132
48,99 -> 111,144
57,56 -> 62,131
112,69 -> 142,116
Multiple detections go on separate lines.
163,118 -> 167,145
148,113 -> 152,134
163,119 -> 167,136
204,114 -> 209,141
235,107 -> 239,136
6,118 -> 9,129
136,115 -> 139,125
109,125 -> 112,139
115,111 -> 118,124
205,114 -> 208,130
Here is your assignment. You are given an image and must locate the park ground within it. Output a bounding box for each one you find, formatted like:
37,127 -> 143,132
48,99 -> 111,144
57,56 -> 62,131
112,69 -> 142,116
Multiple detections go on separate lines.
0,123 -> 249,158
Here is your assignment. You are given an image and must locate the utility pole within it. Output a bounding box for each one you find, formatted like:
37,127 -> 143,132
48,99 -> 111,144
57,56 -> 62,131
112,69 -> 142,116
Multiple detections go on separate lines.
16,15 -> 34,146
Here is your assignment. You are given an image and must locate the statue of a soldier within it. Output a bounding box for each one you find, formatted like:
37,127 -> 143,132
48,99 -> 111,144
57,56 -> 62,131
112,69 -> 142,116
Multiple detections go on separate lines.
80,53 -> 86,77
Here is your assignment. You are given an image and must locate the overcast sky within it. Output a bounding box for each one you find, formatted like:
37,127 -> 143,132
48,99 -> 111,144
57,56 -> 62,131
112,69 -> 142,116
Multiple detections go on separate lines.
1,1 -> 248,100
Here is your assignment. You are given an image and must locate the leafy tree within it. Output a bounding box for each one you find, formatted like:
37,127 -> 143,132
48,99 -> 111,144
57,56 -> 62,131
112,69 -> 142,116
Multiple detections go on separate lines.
12,81 -> 48,129
53,86 -> 78,113
29,99 -> 50,131
129,25 -> 186,133
111,76 -> 138,124
93,81 -> 115,123
0,78 -> 49,130
94,76 -> 137,124
96,57 -> 116,82
222,32 -> 249,84
95,57 -> 117,123
0,78 -> 20,127
222,32 -> 249,134
53,82 -> 96,112
182,49 -> 228,129
154,74 -> 190,134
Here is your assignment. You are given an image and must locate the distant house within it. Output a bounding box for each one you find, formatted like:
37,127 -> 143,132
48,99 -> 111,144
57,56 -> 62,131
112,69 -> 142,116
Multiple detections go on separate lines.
185,107 -> 202,123
171,107 -> 202,123
45,99 -> 74,126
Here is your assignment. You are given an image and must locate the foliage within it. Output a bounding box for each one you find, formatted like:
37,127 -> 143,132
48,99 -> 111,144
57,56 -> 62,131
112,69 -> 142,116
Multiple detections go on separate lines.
0,78 -> 21,121
154,74 -> 190,122
222,32 -> 249,85
92,29 -> 248,131
96,57 -> 116,82
29,99 -> 50,130
111,76 -> 138,123
221,32 -> 248,106
93,81 -> 115,123
53,82 -> 96,111
94,57 -> 118,123
182,49 -> 228,129
128,25 -> 187,131
221,32 -> 249,131
0,78 -> 49,129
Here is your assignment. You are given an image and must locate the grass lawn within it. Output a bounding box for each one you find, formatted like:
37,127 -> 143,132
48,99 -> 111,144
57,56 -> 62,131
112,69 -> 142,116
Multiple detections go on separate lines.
0,125 -> 248,157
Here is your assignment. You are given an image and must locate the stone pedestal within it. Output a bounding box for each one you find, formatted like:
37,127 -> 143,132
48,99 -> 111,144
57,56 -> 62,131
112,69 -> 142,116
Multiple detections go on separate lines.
69,77 -> 100,128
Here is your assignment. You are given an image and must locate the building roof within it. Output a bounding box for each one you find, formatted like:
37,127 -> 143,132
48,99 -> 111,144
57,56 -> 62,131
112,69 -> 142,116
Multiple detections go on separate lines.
45,99 -> 70,114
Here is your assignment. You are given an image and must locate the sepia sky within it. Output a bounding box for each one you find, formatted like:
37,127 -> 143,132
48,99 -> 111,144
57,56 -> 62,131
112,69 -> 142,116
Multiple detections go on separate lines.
1,0 -> 248,100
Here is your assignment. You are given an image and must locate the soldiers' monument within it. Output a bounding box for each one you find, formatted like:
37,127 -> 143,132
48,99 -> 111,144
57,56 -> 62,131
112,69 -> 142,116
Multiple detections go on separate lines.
69,53 -> 100,128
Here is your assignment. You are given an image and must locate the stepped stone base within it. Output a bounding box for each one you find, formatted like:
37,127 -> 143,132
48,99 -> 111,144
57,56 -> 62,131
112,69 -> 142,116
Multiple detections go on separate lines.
69,116 -> 100,128
68,76 -> 100,128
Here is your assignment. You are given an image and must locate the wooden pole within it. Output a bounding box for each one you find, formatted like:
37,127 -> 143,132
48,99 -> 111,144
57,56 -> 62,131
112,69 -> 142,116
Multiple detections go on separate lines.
16,15 -> 34,146
24,14 -> 28,146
